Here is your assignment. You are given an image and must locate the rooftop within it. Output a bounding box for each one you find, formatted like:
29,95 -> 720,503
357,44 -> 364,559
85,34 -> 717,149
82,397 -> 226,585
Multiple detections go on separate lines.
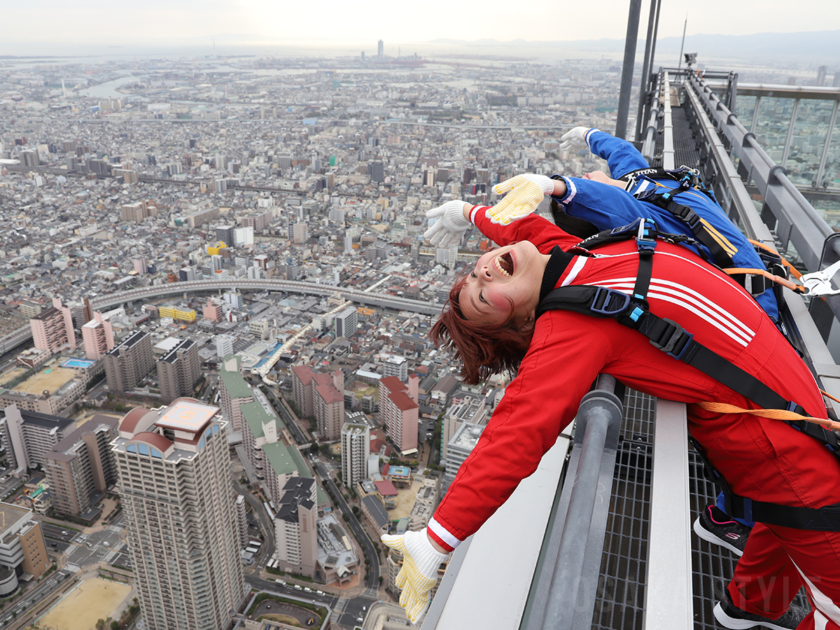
155,399 -> 218,434
0,502 -> 29,538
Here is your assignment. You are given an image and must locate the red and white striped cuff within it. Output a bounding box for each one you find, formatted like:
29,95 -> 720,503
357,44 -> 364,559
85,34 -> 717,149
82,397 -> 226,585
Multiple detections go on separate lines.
428,517 -> 461,553
469,205 -> 488,225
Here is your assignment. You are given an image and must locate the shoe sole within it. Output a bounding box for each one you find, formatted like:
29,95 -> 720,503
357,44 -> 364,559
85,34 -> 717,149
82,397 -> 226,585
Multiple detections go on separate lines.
713,602 -> 791,630
693,518 -> 744,556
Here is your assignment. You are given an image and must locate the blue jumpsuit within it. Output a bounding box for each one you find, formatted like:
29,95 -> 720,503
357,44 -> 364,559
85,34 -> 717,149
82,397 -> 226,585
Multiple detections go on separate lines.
552,129 -> 779,322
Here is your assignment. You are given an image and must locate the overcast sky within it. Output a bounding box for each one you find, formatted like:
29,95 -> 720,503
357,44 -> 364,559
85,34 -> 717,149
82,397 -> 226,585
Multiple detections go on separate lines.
4,0 -> 839,48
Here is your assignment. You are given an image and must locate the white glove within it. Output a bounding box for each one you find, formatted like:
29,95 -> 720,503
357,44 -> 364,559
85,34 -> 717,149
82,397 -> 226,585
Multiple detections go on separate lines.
488,174 -> 554,225
559,126 -> 592,152
424,200 -> 470,248
382,529 -> 450,624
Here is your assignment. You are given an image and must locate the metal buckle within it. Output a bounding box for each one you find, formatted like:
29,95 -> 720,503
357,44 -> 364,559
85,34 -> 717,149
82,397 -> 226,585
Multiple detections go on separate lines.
590,287 -> 631,317
649,317 -> 694,360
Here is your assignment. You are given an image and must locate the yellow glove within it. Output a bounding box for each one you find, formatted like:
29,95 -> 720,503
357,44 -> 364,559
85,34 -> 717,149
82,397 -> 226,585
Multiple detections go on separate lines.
489,174 -> 554,225
382,529 -> 450,624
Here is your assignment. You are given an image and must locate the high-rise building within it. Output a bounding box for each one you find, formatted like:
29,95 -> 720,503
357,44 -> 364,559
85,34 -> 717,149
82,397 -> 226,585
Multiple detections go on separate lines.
379,376 -> 419,454
370,161 -> 384,183
214,335 -> 235,359
0,503 -> 50,590
29,298 -> 76,354
817,65 -> 828,86
20,150 -> 39,168
104,331 -> 154,394
292,222 -> 308,244
341,422 -> 370,489
114,400 -> 246,630
18,298 -> 44,319
382,355 -> 408,382
241,401 -> 279,484
218,355 -> 253,433
291,365 -> 316,418
235,494 -> 249,548
0,405 -> 74,472
215,225 -> 235,245
81,311 -> 115,360
203,298 -> 223,322
444,422 -> 485,492
335,306 -> 357,338
313,373 -> 344,441
378,39 -> 384,58
274,477 -> 318,578
44,415 -> 119,519
833,71 -> 840,88
156,339 -> 200,404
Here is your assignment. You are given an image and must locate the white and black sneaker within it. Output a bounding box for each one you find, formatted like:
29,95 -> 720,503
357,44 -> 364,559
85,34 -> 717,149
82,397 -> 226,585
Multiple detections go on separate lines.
714,591 -> 808,630
694,505 -> 750,556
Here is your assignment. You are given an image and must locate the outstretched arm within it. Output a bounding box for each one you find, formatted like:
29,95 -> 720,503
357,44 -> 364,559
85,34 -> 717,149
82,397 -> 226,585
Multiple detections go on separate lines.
585,129 -> 650,179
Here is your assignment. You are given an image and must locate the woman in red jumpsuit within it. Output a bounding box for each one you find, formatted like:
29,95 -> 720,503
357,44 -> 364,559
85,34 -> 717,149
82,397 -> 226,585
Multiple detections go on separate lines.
383,189 -> 840,630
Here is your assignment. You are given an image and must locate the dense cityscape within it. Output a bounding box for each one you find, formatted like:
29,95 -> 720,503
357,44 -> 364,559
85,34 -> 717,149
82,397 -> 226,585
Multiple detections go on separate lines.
0,40 -> 837,630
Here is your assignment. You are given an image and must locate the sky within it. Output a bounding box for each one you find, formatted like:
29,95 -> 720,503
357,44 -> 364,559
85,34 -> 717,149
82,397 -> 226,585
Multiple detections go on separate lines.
3,0 -> 839,50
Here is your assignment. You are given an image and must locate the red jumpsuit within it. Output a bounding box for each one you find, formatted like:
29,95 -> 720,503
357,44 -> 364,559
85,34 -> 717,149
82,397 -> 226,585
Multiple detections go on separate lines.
427,207 -> 840,629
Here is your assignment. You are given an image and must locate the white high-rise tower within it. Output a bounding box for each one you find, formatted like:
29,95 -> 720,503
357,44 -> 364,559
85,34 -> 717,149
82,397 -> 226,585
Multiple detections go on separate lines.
113,400 -> 247,630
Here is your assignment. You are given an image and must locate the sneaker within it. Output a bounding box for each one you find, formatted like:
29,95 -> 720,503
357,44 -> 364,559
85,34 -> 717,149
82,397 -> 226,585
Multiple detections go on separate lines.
714,591 -> 808,630
694,505 -> 750,556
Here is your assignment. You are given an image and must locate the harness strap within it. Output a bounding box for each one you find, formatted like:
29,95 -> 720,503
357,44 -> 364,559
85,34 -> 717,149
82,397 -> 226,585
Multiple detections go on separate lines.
539,284 -> 814,415
647,192 -> 736,270
689,436 -> 840,532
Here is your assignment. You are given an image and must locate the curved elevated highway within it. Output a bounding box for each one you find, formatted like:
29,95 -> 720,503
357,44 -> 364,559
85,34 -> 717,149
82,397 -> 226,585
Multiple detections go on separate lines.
0,279 -> 439,354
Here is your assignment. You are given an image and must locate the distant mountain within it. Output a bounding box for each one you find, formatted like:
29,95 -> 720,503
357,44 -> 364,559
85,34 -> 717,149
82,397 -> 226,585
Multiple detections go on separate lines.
430,30 -> 840,64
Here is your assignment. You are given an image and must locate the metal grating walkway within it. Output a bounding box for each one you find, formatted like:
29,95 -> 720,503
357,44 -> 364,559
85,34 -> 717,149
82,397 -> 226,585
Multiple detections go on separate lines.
592,388 -> 809,629
671,107 -> 702,169
592,389 -> 653,630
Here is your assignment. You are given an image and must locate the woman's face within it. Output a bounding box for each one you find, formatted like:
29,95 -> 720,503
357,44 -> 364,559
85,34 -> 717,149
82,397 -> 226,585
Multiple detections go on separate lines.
459,241 -> 546,326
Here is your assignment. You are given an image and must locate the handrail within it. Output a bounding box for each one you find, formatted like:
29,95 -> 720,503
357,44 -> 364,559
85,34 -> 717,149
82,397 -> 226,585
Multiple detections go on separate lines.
661,73 -> 675,169
641,72 -> 662,164
686,72 -> 835,269
522,374 -> 623,630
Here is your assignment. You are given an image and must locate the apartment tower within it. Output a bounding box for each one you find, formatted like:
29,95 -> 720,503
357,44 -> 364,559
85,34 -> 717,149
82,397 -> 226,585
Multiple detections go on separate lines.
81,311 -> 115,360
340,422 -> 370,490
45,415 -> 119,519
104,331 -> 154,394
29,298 -> 76,354
379,376 -> 419,454
156,339 -> 200,403
218,356 -> 253,433
113,400 -> 246,630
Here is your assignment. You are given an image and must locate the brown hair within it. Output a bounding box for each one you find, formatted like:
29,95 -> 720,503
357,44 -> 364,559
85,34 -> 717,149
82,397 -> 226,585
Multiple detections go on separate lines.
430,273 -> 535,384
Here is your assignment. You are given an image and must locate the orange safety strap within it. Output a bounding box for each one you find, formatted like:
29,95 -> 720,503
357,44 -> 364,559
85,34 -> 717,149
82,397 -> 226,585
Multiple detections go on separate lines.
722,268 -> 806,293
697,388 -> 840,432
748,239 -> 804,280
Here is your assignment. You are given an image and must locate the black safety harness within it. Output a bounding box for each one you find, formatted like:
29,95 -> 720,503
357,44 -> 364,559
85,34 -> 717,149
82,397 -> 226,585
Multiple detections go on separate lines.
618,166 -> 783,299
537,219 -> 840,531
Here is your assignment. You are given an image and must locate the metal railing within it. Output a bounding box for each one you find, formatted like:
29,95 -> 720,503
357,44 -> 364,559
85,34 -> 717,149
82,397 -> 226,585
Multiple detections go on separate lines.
640,73 -> 661,164
682,70 -> 840,335
521,375 -> 623,630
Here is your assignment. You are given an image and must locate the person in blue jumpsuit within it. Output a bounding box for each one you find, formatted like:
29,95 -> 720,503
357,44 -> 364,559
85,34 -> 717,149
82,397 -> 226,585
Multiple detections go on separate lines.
552,127 -> 779,322
532,128 -> 778,555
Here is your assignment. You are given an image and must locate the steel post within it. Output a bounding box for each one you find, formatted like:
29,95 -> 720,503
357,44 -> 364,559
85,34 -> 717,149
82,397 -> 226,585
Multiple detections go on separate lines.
616,0 -> 643,140
781,99 -> 801,167
634,0 -> 659,141
816,100 -> 839,188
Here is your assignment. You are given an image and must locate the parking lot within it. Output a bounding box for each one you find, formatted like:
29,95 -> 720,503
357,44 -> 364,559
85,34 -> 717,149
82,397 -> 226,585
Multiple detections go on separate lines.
64,526 -> 125,569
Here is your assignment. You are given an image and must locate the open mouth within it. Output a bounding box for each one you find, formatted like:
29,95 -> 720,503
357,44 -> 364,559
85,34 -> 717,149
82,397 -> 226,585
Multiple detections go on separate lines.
494,252 -> 514,277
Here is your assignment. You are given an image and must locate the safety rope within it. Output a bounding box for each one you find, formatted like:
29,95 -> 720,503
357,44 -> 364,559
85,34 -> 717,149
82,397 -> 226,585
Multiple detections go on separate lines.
697,388 -> 840,431
722,268 -> 806,293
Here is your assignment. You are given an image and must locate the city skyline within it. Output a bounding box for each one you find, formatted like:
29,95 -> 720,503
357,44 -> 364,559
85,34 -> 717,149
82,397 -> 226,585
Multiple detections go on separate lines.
3,0 -> 840,54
